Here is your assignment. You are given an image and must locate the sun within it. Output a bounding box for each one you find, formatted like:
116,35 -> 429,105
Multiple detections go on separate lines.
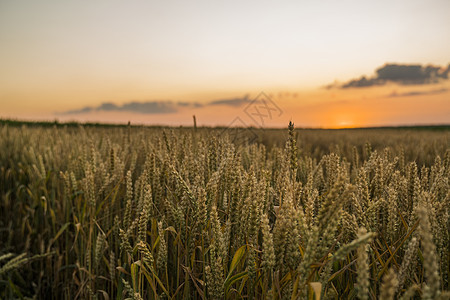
336,120 -> 355,128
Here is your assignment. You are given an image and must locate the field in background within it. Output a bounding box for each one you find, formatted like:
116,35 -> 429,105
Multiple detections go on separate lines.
0,121 -> 449,299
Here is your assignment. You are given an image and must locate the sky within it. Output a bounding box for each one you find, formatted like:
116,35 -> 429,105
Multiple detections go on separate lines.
0,0 -> 449,128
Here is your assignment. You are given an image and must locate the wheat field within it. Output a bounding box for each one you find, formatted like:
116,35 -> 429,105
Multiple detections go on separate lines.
0,122 -> 449,299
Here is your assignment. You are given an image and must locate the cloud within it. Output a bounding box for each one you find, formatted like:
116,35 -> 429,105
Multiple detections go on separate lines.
59,95 -> 252,115
387,88 -> 448,98
208,95 -> 251,107
60,101 -> 178,115
98,102 -> 119,111
62,106 -> 94,114
341,76 -> 382,88
120,101 -> 178,114
330,63 -> 450,89
177,101 -> 203,108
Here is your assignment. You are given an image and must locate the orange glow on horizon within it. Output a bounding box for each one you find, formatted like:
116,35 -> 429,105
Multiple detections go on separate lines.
5,83 -> 445,129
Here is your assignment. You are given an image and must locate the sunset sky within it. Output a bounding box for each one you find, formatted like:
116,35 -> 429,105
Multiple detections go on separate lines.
1,0 -> 449,128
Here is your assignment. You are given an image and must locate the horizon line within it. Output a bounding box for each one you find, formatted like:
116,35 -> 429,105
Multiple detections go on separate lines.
1,118 -> 449,131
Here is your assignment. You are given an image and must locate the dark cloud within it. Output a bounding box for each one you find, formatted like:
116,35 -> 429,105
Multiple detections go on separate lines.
387,88 -> 448,98
342,76 -> 382,88
331,63 -> 450,89
62,106 -> 94,114
377,64 -> 448,84
59,95 -> 251,115
208,95 -> 250,107
120,101 -> 178,114
60,101 -> 178,115
98,102 -> 118,111
177,101 -> 203,107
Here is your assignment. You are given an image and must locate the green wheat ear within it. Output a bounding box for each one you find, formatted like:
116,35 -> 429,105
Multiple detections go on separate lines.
0,252 -> 54,276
